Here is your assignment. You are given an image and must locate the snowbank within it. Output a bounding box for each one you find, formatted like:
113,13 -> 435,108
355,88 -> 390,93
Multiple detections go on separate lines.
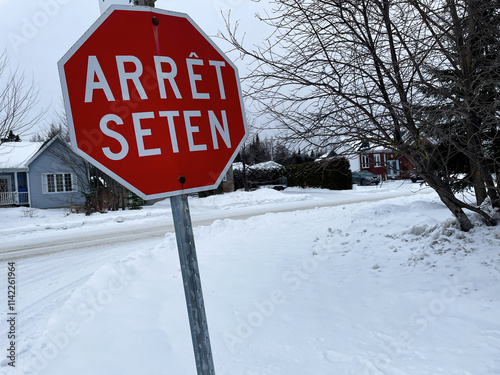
4,185 -> 499,375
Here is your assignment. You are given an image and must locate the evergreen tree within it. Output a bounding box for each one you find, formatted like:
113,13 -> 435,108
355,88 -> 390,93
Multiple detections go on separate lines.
416,0 -> 500,206
249,134 -> 271,164
241,134 -> 272,165
127,191 -> 144,210
274,143 -> 292,165
1,130 -> 21,142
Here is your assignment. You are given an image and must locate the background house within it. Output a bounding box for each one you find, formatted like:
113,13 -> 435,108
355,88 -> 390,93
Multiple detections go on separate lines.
0,136 -> 88,209
358,144 -> 414,180
317,142 -> 415,181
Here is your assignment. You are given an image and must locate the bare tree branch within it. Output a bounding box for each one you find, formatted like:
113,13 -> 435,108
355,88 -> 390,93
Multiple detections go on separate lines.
0,52 -> 44,144
222,0 -> 500,231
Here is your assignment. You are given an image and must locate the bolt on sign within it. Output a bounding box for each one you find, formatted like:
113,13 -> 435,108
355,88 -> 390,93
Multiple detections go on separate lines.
59,5 -> 247,199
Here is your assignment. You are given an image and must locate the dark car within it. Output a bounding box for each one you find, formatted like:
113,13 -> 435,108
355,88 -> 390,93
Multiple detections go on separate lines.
410,171 -> 425,183
352,170 -> 380,186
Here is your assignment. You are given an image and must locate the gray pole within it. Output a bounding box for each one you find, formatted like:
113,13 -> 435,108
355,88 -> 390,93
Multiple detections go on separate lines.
170,192 -> 216,375
137,1 -> 216,371
96,2 -> 217,372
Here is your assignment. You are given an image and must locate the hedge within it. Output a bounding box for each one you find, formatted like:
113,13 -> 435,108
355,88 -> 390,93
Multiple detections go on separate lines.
287,158 -> 352,190
234,158 -> 352,191
233,161 -> 287,190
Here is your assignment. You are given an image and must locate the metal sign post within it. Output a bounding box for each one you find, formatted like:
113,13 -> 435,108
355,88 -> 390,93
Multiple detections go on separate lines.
170,192 -> 216,375
86,3 -> 223,373
143,0 -> 216,368
94,4 -> 217,374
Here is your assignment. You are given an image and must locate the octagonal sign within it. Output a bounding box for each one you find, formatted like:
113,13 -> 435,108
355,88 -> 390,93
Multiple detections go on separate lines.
58,5 -> 247,199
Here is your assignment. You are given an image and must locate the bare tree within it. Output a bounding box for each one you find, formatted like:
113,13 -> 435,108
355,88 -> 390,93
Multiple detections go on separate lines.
33,104 -> 130,212
0,52 -> 44,143
31,104 -> 70,142
223,0 -> 499,231
47,136 -> 130,213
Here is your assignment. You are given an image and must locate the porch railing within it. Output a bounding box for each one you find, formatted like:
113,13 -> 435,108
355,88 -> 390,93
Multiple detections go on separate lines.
0,192 -> 29,206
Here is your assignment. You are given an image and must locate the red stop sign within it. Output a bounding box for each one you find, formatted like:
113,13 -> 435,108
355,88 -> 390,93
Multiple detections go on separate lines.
58,6 -> 247,199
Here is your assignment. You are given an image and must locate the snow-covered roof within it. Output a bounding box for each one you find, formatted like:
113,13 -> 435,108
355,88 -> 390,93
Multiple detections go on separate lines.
252,161 -> 284,170
315,149 -> 338,162
0,141 -> 44,170
364,145 -> 392,153
233,161 -> 285,171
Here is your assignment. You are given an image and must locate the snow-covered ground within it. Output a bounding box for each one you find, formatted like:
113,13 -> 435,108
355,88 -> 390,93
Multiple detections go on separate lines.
1,181 -> 499,374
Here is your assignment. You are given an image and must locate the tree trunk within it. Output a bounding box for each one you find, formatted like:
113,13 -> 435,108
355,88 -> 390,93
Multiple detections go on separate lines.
440,193 -> 474,231
479,161 -> 500,209
412,154 -> 475,231
424,175 -> 474,231
467,112 -> 500,209
242,159 -> 249,192
121,187 -> 127,210
496,173 -> 500,203
471,169 -> 487,206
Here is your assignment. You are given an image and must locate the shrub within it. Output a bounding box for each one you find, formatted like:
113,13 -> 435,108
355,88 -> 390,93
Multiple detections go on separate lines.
127,191 -> 144,210
198,180 -> 225,198
287,158 -> 352,190
233,161 -> 287,190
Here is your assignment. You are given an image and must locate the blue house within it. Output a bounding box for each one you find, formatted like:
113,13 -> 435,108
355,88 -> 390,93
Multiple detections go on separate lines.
0,136 -> 88,208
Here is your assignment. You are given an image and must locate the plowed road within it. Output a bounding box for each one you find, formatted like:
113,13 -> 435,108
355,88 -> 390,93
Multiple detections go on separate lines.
0,189 -> 427,261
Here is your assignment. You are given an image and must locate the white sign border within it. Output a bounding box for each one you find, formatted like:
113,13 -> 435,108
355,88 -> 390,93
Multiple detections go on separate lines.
58,5 -> 248,200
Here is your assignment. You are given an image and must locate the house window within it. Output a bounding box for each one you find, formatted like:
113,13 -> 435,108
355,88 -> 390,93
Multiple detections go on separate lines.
361,154 -> 370,168
374,154 -> 381,167
43,173 -> 77,193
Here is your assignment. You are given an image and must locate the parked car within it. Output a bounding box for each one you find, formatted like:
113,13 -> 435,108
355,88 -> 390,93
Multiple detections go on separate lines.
352,171 -> 380,186
410,171 -> 425,183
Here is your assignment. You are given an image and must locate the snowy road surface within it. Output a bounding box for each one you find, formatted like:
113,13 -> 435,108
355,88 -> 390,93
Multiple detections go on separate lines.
1,185 -> 426,261
0,183 -> 499,375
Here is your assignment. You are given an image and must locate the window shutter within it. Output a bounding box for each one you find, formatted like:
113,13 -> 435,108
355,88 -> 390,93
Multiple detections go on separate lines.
72,173 -> 78,192
41,174 -> 48,194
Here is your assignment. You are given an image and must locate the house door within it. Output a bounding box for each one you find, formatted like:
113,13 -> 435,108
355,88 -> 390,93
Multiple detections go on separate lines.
0,177 -> 8,193
0,176 -> 12,205
386,160 -> 399,178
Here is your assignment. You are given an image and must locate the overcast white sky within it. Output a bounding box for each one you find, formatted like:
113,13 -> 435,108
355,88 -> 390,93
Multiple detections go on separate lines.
0,0 -> 271,138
